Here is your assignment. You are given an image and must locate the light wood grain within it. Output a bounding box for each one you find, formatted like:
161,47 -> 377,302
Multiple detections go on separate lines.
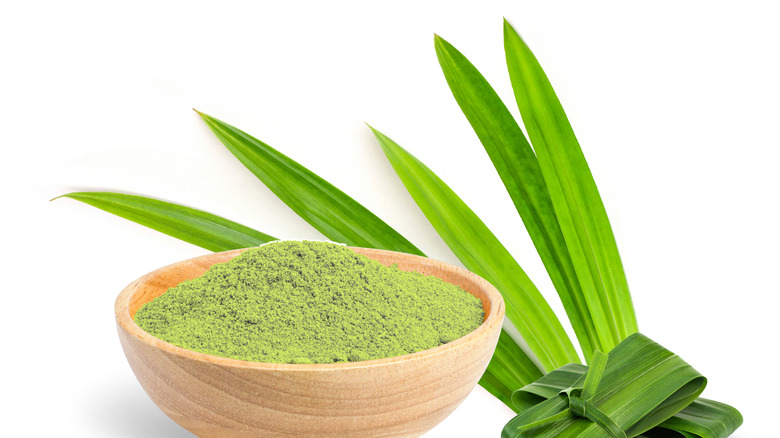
115,246 -> 505,437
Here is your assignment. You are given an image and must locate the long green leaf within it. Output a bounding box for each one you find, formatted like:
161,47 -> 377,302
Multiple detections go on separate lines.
371,127 -> 578,372
503,334 -> 709,438
55,192 -> 276,251
504,20 -> 637,347
197,111 -> 423,256
435,34 -> 600,360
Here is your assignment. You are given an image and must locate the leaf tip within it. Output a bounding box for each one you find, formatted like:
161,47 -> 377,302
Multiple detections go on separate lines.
433,33 -> 448,50
192,108 -> 211,122
502,19 -> 526,49
503,18 -> 515,37
51,192 -> 88,202
366,126 -> 392,151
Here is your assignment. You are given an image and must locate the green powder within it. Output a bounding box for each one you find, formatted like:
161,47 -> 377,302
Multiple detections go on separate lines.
134,240 -> 485,364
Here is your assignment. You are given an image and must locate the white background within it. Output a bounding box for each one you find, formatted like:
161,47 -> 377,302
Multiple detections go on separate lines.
2,0 -> 777,436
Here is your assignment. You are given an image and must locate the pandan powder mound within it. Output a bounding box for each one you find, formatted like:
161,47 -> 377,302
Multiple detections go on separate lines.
133,240 -> 485,364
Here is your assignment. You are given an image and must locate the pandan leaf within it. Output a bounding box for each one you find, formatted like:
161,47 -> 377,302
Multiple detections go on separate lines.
503,334 -> 710,438
506,345 -> 741,438
370,126 -> 578,373
55,192 -> 276,252
196,111 -> 424,256
504,20 -> 637,348
648,398 -> 743,438
480,330 -> 544,409
435,34 -> 600,361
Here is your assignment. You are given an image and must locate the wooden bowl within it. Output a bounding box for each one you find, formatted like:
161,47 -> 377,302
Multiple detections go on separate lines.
115,246 -> 505,438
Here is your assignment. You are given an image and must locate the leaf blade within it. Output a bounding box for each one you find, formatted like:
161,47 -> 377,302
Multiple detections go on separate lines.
653,398 -> 743,438
197,111 -> 424,256
435,34 -> 601,360
504,20 -> 638,346
56,191 -> 276,251
371,127 -> 578,372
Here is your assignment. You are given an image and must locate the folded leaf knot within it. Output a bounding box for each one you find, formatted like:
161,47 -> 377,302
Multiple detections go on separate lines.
502,334 -> 731,438
517,351 -> 626,437
566,392 -> 626,438
567,392 -> 587,417
568,350 -> 626,437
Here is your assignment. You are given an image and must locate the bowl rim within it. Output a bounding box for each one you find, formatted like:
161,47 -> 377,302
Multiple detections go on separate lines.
115,245 -> 505,372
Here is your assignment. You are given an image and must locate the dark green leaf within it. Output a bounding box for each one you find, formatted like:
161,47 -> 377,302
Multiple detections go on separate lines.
645,399 -> 743,438
197,111 -> 423,256
435,34 -> 599,360
514,363 -> 741,438
503,334 -> 708,438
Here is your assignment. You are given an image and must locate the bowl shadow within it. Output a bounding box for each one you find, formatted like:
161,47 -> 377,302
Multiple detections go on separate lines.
90,381 -> 194,438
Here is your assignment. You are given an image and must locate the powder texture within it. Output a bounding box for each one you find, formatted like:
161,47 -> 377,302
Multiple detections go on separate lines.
134,241 -> 485,364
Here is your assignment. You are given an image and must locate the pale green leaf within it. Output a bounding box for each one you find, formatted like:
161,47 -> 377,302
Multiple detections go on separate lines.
56,191 -> 276,251
504,20 -> 637,348
370,126 -> 578,372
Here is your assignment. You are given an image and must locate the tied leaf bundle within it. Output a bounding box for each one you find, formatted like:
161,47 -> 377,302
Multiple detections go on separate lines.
503,334 -> 742,438
56,17 -> 742,436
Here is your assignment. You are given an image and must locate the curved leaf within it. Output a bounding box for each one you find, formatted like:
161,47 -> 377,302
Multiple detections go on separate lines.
651,398 -> 743,438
